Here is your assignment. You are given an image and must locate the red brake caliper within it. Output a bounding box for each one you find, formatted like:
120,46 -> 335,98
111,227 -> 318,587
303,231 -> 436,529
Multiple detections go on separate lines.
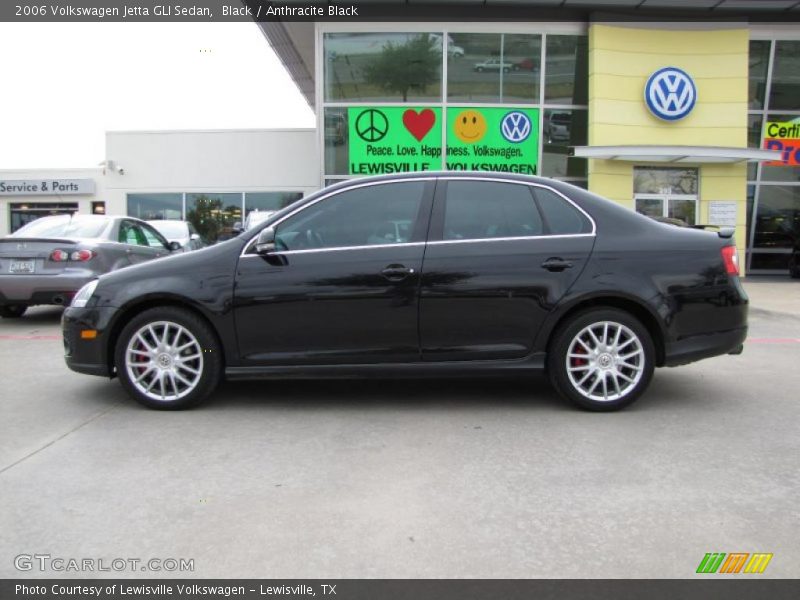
571,342 -> 587,368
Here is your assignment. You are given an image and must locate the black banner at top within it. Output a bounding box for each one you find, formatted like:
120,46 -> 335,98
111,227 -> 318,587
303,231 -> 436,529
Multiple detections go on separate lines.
3,0 -> 800,23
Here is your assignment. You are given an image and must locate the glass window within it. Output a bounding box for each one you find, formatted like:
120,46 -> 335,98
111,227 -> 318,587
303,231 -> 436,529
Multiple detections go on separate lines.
324,108 -> 350,176
761,115 -> 800,182
752,185 -> 800,250
245,192 -> 303,216
746,184 -> 756,252
769,41 -> 800,111
443,181 -> 543,240
186,193 -> 242,244
748,114 -> 763,148
275,182 -> 425,251
668,199 -> 696,225
324,33 -> 443,102
533,187 -> 591,234
141,223 -> 168,248
749,40 -> 770,110
545,35 -> 588,105
119,221 -> 148,246
12,214 -> 107,238
633,167 -> 698,195
447,33 -> 540,103
127,193 -> 182,221
635,198 -> 664,219
542,109 -> 588,178
9,203 -> 79,233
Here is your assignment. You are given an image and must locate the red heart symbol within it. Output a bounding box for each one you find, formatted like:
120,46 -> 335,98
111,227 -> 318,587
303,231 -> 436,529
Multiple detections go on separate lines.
402,109 -> 436,142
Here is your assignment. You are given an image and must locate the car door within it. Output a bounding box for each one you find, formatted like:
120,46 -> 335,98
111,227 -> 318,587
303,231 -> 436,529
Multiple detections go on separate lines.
233,179 -> 434,365
117,220 -> 160,265
418,178 -> 595,361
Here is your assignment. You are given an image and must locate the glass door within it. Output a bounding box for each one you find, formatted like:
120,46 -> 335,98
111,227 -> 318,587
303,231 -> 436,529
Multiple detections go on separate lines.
634,167 -> 698,226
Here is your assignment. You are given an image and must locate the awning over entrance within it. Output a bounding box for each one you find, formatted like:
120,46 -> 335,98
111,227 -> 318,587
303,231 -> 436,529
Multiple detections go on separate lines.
571,145 -> 781,164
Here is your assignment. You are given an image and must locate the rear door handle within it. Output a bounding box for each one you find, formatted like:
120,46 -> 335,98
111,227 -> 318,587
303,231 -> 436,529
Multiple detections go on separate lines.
381,264 -> 415,281
541,257 -> 574,272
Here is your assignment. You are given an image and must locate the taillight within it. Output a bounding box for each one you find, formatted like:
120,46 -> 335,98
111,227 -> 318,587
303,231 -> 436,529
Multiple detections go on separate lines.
70,249 -> 95,262
721,245 -> 739,276
49,249 -> 95,262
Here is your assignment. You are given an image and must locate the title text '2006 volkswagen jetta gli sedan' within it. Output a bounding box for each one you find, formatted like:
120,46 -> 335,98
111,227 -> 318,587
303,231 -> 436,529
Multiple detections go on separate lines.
62,173 -> 748,411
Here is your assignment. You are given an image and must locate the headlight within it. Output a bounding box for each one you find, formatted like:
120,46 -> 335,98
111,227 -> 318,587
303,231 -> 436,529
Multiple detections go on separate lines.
71,280 -> 99,308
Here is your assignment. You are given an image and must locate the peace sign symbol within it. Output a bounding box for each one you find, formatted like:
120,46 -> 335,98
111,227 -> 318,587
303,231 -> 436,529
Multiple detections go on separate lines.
355,109 -> 389,143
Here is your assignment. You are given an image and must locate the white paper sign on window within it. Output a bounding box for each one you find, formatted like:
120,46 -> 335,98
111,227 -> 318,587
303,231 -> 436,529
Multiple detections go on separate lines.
708,201 -> 738,227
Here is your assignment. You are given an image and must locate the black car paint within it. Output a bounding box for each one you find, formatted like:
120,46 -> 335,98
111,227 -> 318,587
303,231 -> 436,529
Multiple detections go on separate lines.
62,173 -> 748,380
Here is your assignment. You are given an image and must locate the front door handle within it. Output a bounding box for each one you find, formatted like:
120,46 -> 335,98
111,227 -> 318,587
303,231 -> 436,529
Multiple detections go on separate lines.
381,264 -> 415,281
541,257 -> 574,272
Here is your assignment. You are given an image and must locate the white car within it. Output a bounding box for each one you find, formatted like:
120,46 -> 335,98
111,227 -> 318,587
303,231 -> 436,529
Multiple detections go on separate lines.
474,58 -> 513,73
148,220 -> 206,251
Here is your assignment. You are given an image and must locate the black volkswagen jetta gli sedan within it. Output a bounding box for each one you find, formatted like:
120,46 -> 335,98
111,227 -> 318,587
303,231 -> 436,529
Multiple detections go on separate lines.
63,173 -> 748,411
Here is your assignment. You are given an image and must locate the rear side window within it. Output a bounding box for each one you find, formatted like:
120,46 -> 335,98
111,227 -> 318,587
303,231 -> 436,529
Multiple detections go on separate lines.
443,181 -> 544,240
533,187 -> 592,235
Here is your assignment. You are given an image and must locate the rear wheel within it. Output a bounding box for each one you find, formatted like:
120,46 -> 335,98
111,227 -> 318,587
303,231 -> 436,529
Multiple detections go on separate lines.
548,308 -> 655,411
114,307 -> 222,410
0,305 -> 27,318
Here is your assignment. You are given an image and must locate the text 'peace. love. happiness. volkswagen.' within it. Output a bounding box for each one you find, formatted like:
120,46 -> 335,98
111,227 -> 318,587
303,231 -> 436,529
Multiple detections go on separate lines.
62,173 -> 748,412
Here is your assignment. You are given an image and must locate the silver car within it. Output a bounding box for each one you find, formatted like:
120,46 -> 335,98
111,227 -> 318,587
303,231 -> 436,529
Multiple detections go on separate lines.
0,214 -> 180,318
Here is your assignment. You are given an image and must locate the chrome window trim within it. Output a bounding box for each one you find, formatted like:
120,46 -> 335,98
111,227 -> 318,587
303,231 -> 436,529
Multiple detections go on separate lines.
437,176 -> 597,237
240,176 -> 596,257
427,233 -> 595,246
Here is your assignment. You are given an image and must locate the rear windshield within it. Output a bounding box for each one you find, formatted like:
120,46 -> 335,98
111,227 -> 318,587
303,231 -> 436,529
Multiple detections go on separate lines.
11,216 -> 111,239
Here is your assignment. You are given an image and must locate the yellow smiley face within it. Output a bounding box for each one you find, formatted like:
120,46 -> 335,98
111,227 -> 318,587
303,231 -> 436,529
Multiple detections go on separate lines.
454,110 -> 487,143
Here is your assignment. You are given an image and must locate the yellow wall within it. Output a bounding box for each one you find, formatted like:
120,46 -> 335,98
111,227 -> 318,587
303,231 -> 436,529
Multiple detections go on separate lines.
588,24 -> 749,273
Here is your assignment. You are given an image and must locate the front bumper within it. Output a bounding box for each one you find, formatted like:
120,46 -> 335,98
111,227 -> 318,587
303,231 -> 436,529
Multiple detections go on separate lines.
62,305 -> 119,377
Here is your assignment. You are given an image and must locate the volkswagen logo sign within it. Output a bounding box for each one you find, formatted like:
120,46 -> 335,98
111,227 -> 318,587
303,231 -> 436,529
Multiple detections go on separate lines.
644,67 -> 697,121
500,111 -> 532,143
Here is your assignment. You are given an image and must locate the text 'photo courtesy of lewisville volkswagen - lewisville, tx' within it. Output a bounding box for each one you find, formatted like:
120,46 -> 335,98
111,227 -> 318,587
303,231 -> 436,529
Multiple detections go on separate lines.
1,1 -> 799,599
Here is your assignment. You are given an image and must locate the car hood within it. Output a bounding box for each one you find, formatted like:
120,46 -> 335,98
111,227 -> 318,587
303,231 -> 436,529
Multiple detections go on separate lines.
97,237 -> 245,288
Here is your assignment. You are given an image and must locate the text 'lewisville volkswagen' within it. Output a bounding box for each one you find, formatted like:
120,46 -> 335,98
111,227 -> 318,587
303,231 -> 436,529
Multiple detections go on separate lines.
62,173 -> 748,411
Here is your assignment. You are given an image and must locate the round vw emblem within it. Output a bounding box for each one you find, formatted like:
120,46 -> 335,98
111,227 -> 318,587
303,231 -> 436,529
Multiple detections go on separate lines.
500,111 -> 532,143
644,67 -> 697,121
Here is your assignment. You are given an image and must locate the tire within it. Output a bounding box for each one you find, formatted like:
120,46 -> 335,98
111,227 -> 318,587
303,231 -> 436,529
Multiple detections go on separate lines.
114,306 -> 222,410
0,305 -> 27,318
547,308 -> 655,411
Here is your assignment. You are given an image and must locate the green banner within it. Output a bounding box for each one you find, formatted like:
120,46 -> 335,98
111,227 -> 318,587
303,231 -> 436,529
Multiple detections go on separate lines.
446,107 -> 540,175
348,107 -> 443,175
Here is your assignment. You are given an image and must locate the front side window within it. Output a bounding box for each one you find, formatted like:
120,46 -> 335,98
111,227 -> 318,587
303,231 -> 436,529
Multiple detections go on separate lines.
119,221 -> 148,246
443,181 -> 543,240
275,182 -> 425,251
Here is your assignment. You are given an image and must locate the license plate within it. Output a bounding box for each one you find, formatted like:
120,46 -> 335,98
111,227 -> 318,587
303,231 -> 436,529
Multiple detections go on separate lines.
9,259 -> 35,274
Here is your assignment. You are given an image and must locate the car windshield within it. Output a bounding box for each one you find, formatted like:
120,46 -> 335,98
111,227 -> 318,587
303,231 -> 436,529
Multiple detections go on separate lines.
149,221 -> 186,239
11,215 -> 111,239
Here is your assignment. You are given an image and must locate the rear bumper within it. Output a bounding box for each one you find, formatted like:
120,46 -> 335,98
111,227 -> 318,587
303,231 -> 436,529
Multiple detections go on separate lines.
663,326 -> 748,367
0,272 -> 95,305
62,305 -> 118,377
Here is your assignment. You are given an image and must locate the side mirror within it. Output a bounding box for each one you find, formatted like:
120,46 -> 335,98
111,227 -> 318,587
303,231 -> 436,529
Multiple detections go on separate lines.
168,241 -> 183,252
232,221 -> 243,234
190,233 -> 200,241
255,227 -> 276,254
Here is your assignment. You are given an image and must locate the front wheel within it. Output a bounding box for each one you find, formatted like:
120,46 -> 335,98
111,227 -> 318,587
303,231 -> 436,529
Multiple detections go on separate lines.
115,307 -> 222,409
547,308 -> 655,411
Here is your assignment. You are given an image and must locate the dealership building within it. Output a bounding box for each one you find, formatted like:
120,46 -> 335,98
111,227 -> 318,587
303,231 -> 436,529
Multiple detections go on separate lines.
1,1 -> 800,274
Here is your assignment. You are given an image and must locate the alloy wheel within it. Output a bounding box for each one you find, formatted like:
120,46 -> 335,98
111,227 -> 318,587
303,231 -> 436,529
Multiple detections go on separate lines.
565,321 -> 645,403
124,320 -> 204,402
